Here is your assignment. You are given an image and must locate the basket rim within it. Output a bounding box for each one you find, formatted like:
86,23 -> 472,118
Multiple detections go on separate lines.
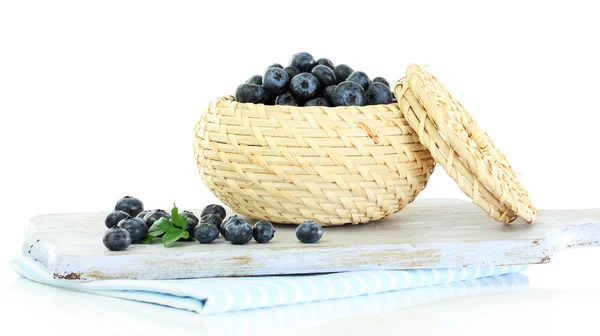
397,64 -> 536,224
217,95 -> 401,111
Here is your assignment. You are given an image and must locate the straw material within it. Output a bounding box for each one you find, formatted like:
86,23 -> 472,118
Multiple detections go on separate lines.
396,64 -> 536,224
193,96 -> 435,225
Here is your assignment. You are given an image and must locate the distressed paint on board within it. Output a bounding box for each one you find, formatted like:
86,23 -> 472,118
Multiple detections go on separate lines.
22,199 -> 600,281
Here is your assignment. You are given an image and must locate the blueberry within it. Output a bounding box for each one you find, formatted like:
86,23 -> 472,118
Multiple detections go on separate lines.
181,210 -> 199,225
220,215 -> 239,238
201,204 -> 226,222
117,217 -> 148,244
246,75 -> 263,86
284,66 -> 300,79
143,209 -> 171,228
296,220 -> 323,243
253,220 -> 275,243
366,82 -> 393,105
323,85 -> 336,102
331,81 -> 366,107
315,58 -> 334,70
235,84 -> 266,104
311,65 -> 337,88
334,64 -> 354,84
263,90 -> 277,105
289,52 -> 315,73
225,217 -> 253,245
346,71 -> 370,90
267,63 -> 283,69
105,210 -> 130,229
136,210 -> 151,221
193,223 -> 220,244
115,196 -> 144,217
185,217 -> 198,236
304,97 -> 330,107
372,77 -> 390,88
289,73 -> 320,100
103,227 -> 131,251
201,213 -> 223,230
275,92 -> 299,106
391,98 -> 398,103
263,68 -> 290,94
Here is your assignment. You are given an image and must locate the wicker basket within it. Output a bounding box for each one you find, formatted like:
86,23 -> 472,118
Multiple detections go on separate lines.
396,64 -> 536,224
193,96 -> 435,225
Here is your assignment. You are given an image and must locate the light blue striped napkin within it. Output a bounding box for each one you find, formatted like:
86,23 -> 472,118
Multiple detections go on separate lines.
11,257 -> 526,315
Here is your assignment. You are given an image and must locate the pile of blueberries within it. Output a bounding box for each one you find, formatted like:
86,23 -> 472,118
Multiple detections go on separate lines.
102,196 -> 324,251
235,52 -> 396,107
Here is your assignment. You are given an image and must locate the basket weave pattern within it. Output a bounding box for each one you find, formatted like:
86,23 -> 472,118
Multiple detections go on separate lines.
397,65 -> 536,224
194,96 -> 435,225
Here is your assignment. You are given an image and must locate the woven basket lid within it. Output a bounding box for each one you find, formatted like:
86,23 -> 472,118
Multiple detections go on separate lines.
396,64 -> 536,224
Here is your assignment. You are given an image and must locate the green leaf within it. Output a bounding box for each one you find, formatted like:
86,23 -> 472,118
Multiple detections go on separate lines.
141,236 -> 155,244
147,218 -> 173,238
162,228 -> 187,247
170,203 -> 187,231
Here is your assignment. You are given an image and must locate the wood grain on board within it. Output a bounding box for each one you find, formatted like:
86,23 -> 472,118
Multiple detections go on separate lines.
22,199 -> 600,281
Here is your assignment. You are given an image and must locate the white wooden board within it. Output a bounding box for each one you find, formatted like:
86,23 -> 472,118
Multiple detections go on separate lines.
22,199 -> 600,281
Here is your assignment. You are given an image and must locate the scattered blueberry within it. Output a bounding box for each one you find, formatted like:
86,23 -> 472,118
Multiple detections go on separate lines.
103,227 -> 131,251
136,210 -> 151,221
289,52 -> 315,72
346,71 -> 370,90
311,65 -> 337,88
323,85 -> 336,102
185,216 -> 198,238
304,97 -> 330,107
316,58 -> 335,70
267,63 -> 283,69
193,223 -> 220,244
225,217 -> 254,245
201,204 -> 226,222
331,81 -> 366,107
253,220 -> 275,243
263,67 -> 290,94
372,77 -> 390,88
201,213 -> 223,230
284,66 -> 300,79
115,196 -> 144,217
289,73 -> 320,100
334,64 -> 354,84
117,217 -> 148,244
220,214 -> 241,238
182,210 -> 199,225
143,209 -> 171,228
275,92 -> 299,106
391,98 -> 398,103
366,82 -> 393,105
235,84 -> 266,104
105,210 -> 130,229
246,75 -> 263,85
296,220 -> 323,243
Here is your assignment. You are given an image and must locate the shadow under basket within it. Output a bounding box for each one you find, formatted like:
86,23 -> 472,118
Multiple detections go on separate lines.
193,96 -> 435,225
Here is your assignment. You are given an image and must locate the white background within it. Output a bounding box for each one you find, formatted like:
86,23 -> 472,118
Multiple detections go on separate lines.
1,0 -> 599,335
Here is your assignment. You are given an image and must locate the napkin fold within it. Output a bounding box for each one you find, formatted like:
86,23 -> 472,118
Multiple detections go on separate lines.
12,257 -> 526,315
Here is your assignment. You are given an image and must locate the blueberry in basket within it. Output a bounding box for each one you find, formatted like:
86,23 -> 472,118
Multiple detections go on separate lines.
366,82 -> 393,105
232,53 -> 393,107
289,73 -> 320,100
